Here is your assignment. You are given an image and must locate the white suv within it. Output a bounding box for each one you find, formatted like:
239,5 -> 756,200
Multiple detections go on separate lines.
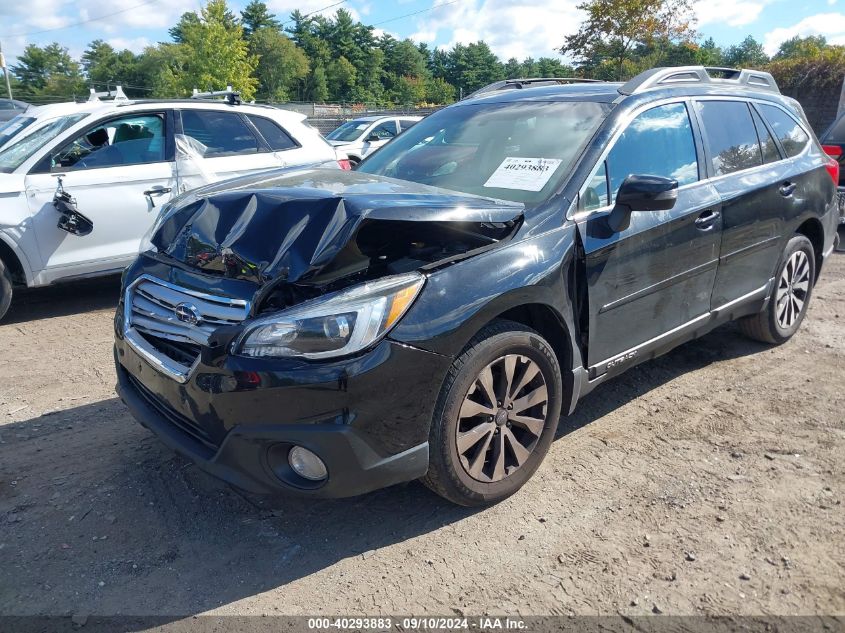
0,99 -> 345,320
324,115 -> 422,166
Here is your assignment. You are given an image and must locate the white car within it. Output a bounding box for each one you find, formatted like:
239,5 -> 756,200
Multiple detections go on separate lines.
324,115 -> 422,166
0,98 -> 346,320
0,101 -> 110,150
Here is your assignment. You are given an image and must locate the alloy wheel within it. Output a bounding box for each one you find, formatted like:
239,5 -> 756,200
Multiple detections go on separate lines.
775,250 -> 811,329
456,354 -> 549,483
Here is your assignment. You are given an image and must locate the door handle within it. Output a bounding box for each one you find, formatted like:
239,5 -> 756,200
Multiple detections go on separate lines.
779,181 -> 797,197
143,186 -> 172,208
694,209 -> 720,230
143,187 -> 172,196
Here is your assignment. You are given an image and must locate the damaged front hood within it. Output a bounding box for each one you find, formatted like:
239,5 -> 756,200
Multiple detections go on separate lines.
151,169 -> 523,289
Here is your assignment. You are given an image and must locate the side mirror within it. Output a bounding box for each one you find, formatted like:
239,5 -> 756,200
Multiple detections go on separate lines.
607,174 -> 678,232
365,133 -> 381,143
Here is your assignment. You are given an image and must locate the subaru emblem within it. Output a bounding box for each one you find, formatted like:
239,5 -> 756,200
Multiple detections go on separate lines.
174,302 -> 201,325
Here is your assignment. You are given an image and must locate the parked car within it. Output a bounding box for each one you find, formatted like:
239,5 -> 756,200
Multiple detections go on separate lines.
325,115 -> 422,165
0,98 -> 30,123
0,97 -> 348,320
114,67 -> 838,506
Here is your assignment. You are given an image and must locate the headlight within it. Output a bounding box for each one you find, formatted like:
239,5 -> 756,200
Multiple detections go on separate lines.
238,272 -> 425,359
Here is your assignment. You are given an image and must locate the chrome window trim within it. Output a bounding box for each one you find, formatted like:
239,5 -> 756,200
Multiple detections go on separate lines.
123,274 -> 251,383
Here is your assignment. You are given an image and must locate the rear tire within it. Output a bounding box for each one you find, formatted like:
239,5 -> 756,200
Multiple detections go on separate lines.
0,259 -> 12,322
739,234 -> 815,344
423,320 -> 563,506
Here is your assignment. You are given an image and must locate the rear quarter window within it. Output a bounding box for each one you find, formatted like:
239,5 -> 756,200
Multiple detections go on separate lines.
758,104 -> 810,158
248,115 -> 298,151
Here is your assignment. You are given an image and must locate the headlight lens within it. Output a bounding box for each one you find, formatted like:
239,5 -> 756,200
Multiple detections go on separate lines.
238,272 -> 425,359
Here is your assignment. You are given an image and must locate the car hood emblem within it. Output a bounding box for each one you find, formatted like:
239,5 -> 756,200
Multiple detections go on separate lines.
174,302 -> 201,325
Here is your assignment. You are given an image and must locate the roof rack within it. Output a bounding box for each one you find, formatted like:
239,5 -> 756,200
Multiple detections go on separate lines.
619,66 -> 780,96
464,77 -> 603,100
191,86 -> 241,105
88,85 -> 129,103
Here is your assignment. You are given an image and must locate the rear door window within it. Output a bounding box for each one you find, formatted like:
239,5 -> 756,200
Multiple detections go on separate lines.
181,110 -> 260,156
606,102 -> 699,200
758,104 -> 810,158
399,119 -> 419,132
247,115 -> 298,151
369,120 -> 398,140
697,101 -> 762,176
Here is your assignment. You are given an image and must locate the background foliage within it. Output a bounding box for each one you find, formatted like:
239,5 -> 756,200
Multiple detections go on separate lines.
8,0 -> 845,108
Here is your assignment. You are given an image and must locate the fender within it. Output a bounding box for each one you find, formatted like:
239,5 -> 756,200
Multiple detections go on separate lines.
0,229 -> 35,286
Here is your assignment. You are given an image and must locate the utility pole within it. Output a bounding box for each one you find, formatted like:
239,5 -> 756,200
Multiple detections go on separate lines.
0,40 -> 12,100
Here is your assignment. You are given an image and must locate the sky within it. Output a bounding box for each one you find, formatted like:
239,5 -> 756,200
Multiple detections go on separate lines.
1,0 -> 845,68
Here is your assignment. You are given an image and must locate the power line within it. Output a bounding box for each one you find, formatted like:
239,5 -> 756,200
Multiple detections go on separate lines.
280,0 -> 350,27
0,0 -> 163,38
371,0 -> 463,28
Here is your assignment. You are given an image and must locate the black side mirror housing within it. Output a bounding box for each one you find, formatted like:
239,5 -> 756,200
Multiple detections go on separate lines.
607,174 -> 678,232
365,134 -> 381,143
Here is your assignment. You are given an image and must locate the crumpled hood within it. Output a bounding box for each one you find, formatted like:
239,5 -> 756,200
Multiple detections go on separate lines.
151,168 -> 523,288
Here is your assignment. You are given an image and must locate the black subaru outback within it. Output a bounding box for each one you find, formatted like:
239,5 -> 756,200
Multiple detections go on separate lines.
114,66 -> 839,506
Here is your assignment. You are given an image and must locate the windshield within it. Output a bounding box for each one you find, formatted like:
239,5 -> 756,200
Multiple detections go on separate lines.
326,120 -> 370,142
0,115 -> 37,148
0,114 -> 89,173
357,101 -> 610,204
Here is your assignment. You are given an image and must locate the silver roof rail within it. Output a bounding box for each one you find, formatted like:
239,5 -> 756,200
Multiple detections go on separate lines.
88,85 -> 129,103
464,77 -> 604,100
619,66 -> 780,96
191,86 -> 241,105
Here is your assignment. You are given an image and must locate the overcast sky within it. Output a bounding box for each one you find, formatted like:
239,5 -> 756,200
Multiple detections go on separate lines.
1,0 -> 844,67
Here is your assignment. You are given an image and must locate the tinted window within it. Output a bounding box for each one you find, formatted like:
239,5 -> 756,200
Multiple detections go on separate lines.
181,110 -> 259,156
822,112 -> 845,144
751,108 -> 780,163
326,120 -> 370,142
697,101 -> 761,175
399,119 -> 419,132
607,103 -> 698,200
248,115 -> 297,151
52,114 -> 166,170
358,101 -> 610,204
369,120 -> 397,140
759,104 -> 810,158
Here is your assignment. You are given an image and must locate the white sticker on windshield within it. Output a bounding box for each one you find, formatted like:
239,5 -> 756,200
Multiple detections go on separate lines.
483,157 -> 563,192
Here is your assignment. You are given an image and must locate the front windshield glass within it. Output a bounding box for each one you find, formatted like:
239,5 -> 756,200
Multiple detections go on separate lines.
0,115 -> 37,148
357,101 -> 610,204
0,114 -> 89,173
326,120 -> 370,142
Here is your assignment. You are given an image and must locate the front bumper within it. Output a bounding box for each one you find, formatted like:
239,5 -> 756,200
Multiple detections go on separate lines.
115,336 -> 450,498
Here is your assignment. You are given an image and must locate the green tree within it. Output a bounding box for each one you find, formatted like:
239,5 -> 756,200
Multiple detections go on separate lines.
170,0 -> 258,100
11,43 -> 85,99
696,37 -> 724,66
240,0 -> 280,38
249,28 -> 308,101
424,76 -> 456,103
326,55 -> 357,101
724,35 -> 768,68
559,0 -> 697,79
81,40 -> 143,96
169,12 -> 202,43
445,42 -> 503,94
774,35 -> 828,60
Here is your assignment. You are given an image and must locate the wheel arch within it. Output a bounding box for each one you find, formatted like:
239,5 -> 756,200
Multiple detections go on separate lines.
794,216 -> 824,283
0,234 -> 30,286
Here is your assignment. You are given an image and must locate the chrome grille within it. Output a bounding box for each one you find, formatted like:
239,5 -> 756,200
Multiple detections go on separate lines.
124,275 -> 250,382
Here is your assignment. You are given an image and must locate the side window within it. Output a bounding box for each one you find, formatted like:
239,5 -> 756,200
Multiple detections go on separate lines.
751,108 -> 780,164
607,103 -> 698,200
399,119 -> 419,132
697,101 -> 762,175
369,121 -> 397,140
52,114 -> 166,171
247,115 -> 298,151
583,162 -> 609,210
758,104 -> 810,158
181,110 -> 259,157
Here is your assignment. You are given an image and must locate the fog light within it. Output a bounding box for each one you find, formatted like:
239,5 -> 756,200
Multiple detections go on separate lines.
288,446 -> 328,481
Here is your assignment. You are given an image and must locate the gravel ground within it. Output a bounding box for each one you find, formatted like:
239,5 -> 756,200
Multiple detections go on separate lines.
0,251 -> 843,621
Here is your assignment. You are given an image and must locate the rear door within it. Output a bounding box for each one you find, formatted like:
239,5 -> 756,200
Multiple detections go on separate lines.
577,101 -> 722,377
694,99 -> 792,307
176,109 -> 281,192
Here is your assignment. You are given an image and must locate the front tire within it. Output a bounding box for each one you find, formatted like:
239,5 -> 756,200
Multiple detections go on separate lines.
0,259 -> 13,322
739,234 -> 815,344
423,320 -> 563,506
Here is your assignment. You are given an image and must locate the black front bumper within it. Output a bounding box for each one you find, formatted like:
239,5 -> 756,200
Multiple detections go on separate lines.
115,337 -> 450,498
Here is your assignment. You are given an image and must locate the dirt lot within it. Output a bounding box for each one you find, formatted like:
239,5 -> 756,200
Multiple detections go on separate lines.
0,251 -> 843,621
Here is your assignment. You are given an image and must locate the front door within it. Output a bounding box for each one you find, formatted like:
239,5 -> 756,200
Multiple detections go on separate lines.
25,111 -> 176,280
576,102 -> 722,377
360,119 -> 398,159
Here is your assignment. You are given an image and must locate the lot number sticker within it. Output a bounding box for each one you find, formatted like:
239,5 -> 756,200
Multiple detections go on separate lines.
484,157 -> 563,191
